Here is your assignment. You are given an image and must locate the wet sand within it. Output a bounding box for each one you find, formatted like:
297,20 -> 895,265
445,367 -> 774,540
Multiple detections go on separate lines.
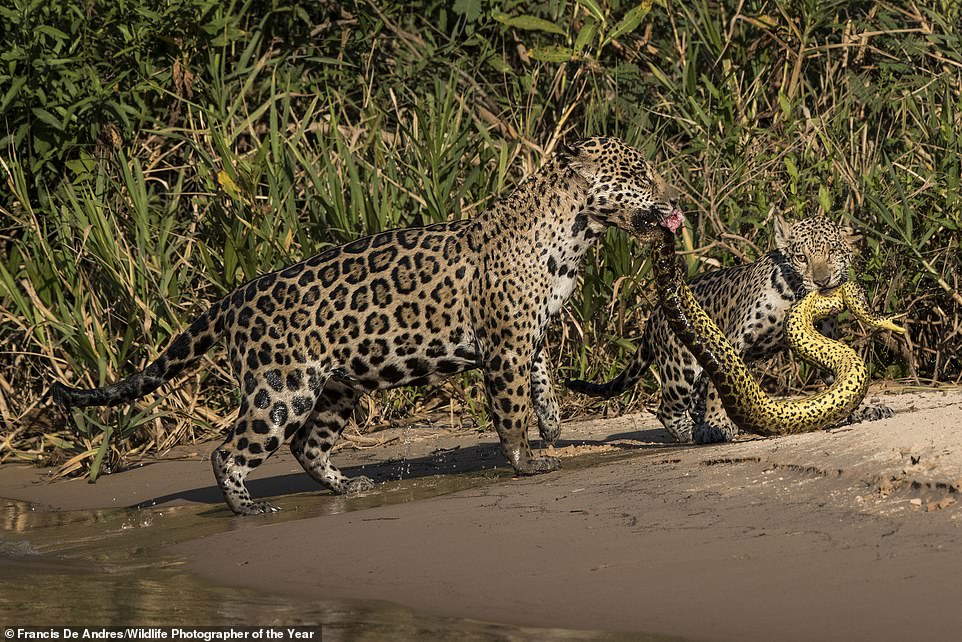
2,386 -> 962,641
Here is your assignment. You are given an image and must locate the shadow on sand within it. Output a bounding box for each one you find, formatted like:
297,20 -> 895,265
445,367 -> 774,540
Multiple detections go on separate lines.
132,425 -> 677,510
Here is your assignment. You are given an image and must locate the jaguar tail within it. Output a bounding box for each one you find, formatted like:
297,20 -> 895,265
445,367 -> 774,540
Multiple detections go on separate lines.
565,342 -> 654,399
50,303 -> 227,409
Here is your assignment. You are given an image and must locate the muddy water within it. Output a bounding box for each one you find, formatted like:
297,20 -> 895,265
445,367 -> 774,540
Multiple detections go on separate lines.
0,454 -> 670,641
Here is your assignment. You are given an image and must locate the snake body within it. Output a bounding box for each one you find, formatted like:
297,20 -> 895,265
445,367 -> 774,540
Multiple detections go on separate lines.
652,228 -> 904,436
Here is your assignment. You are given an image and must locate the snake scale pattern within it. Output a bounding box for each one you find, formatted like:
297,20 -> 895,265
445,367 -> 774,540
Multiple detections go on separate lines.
652,227 -> 905,436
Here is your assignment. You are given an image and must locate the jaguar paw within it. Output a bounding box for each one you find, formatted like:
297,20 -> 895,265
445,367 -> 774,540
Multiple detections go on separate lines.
514,455 -> 561,475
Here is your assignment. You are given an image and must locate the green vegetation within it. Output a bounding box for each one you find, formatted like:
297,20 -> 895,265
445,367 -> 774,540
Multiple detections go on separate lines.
2,0 -> 960,475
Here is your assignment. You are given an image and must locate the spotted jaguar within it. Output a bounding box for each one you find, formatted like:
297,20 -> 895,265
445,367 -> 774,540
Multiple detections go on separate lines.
568,215 -> 893,443
52,137 -> 682,515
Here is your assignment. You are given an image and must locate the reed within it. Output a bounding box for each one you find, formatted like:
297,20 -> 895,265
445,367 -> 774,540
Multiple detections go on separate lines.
1,0 -> 958,475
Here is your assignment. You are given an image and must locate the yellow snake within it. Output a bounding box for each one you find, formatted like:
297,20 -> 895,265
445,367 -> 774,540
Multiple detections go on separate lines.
652,228 -> 905,435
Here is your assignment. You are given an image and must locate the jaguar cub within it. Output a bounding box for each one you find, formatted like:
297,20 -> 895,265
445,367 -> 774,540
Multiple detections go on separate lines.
52,137 -> 681,515
568,215 -> 893,444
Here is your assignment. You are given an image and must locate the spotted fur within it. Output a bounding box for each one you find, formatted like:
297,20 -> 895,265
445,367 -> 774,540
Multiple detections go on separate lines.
690,278 -> 905,434
646,225 -> 903,441
568,216 -> 894,443
50,137 -> 678,515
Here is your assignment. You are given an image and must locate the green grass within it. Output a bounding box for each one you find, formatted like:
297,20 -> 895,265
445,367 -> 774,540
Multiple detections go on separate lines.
1,0 -> 960,475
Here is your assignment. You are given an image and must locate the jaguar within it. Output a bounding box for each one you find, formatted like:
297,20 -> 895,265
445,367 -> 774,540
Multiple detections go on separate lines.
51,136 -> 682,515
568,216 -> 894,443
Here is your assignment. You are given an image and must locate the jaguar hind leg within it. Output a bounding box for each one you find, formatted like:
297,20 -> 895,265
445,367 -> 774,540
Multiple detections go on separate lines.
213,366 -> 329,516
289,380 -> 374,495
212,446 -> 279,516
834,403 -> 895,426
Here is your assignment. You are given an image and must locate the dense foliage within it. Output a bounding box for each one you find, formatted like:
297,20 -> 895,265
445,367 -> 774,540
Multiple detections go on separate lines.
1,0 -> 959,475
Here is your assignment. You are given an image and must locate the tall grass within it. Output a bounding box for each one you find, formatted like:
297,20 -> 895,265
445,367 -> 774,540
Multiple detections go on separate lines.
1,0 -> 959,475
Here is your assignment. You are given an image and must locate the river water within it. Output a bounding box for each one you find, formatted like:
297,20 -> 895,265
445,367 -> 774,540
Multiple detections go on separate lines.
0,457 -> 672,641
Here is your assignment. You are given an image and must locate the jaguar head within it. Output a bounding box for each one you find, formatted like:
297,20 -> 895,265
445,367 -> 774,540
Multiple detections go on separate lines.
774,215 -> 857,294
564,137 -> 684,241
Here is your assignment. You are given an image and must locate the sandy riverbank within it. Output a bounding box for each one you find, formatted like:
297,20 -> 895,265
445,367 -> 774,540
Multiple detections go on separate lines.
2,386 -> 961,641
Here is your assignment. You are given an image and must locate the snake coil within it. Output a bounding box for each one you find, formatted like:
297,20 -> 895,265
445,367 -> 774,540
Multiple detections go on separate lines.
652,228 -> 905,435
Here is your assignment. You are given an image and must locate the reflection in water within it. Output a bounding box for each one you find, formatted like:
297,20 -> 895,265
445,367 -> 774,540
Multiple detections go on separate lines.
0,450 -> 677,641
1,550 -> 668,640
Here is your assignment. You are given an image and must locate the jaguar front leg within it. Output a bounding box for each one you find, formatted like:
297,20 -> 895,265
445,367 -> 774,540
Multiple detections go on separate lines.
484,345 -> 561,475
530,344 -> 561,446
690,373 -> 739,444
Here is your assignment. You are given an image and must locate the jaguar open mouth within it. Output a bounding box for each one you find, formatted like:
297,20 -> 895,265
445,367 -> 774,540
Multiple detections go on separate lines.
632,208 -> 685,236
817,284 -> 842,295
660,209 -> 685,234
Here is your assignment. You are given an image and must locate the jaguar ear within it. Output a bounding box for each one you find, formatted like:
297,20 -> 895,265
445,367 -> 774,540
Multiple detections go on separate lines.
561,138 -> 590,155
841,223 -> 863,254
562,138 -> 598,182
773,215 -> 793,250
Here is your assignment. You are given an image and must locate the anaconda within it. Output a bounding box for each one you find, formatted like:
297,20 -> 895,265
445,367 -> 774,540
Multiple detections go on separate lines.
567,215 -> 876,443
651,227 -> 904,436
